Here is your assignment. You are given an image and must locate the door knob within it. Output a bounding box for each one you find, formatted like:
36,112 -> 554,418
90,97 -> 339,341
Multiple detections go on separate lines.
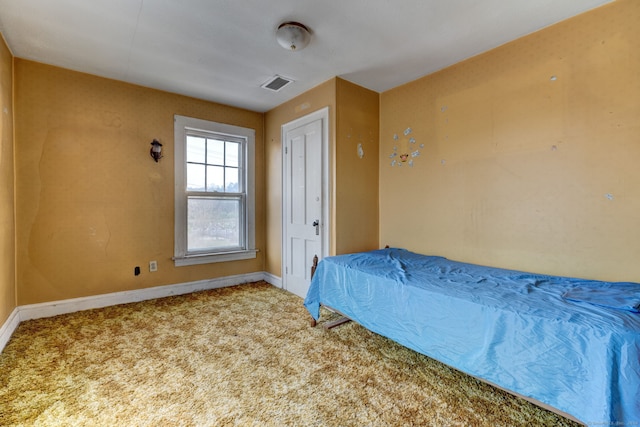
312,220 -> 319,235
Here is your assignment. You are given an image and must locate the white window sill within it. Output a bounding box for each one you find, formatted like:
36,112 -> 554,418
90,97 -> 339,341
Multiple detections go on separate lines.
173,249 -> 258,267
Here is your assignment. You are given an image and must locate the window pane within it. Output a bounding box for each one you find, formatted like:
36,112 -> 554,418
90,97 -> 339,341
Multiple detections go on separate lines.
187,163 -> 206,191
226,141 -> 239,167
186,136 -> 206,163
207,165 -> 224,192
187,197 -> 241,252
207,139 -> 225,165
225,167 -> 239,192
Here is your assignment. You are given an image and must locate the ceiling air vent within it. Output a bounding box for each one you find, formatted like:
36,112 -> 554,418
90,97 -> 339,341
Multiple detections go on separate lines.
261,75 -> 293,92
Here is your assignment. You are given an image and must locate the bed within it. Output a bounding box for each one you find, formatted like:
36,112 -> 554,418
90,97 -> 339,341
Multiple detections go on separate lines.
304,247 -> 640,426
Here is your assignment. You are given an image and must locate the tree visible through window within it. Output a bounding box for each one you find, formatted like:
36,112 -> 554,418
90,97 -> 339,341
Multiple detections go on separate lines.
174,115 -> 256,266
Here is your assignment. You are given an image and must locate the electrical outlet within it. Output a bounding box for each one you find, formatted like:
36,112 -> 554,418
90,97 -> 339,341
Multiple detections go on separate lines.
149,261 -> 158,272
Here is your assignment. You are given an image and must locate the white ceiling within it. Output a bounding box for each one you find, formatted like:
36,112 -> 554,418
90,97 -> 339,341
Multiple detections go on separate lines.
0,0 -> 612,113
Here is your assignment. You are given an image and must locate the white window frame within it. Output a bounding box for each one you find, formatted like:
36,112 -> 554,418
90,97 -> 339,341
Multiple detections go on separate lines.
174,115 -> 256,266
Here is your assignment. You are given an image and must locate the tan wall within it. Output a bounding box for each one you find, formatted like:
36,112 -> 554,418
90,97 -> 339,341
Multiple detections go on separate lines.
380,0 -> 640,281
264,79 -> 336,276
7,0 -> 635,311
335,78 -> 379,255
14,60 -> 265,305
0,35 -> 15,324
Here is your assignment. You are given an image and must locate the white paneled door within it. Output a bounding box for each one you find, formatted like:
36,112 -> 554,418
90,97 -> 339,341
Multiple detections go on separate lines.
282,108 -> 329,299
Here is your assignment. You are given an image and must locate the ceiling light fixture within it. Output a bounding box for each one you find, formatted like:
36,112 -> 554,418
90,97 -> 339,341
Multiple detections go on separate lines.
276,22 -> 311,51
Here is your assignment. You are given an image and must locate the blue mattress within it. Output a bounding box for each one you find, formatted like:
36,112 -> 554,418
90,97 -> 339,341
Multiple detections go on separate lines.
304,248 -> 640,426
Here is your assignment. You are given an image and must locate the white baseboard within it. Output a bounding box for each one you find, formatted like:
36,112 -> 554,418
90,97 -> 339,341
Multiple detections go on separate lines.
263,272 -> 282,288
0,307 -> 20,353
1,271 -> 282,353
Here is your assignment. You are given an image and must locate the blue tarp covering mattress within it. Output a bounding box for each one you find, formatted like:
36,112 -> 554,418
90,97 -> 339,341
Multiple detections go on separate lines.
304,248 -> 640,426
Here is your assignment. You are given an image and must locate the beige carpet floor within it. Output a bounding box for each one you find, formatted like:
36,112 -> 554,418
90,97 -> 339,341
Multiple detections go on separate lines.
0,281 -> 581,426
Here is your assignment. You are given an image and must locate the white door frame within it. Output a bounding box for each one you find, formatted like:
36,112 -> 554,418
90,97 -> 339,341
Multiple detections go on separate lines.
281,107 -> 330,292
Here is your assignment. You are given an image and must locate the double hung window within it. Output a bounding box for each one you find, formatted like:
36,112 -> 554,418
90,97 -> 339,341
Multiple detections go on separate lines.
174,115 -> 256,266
